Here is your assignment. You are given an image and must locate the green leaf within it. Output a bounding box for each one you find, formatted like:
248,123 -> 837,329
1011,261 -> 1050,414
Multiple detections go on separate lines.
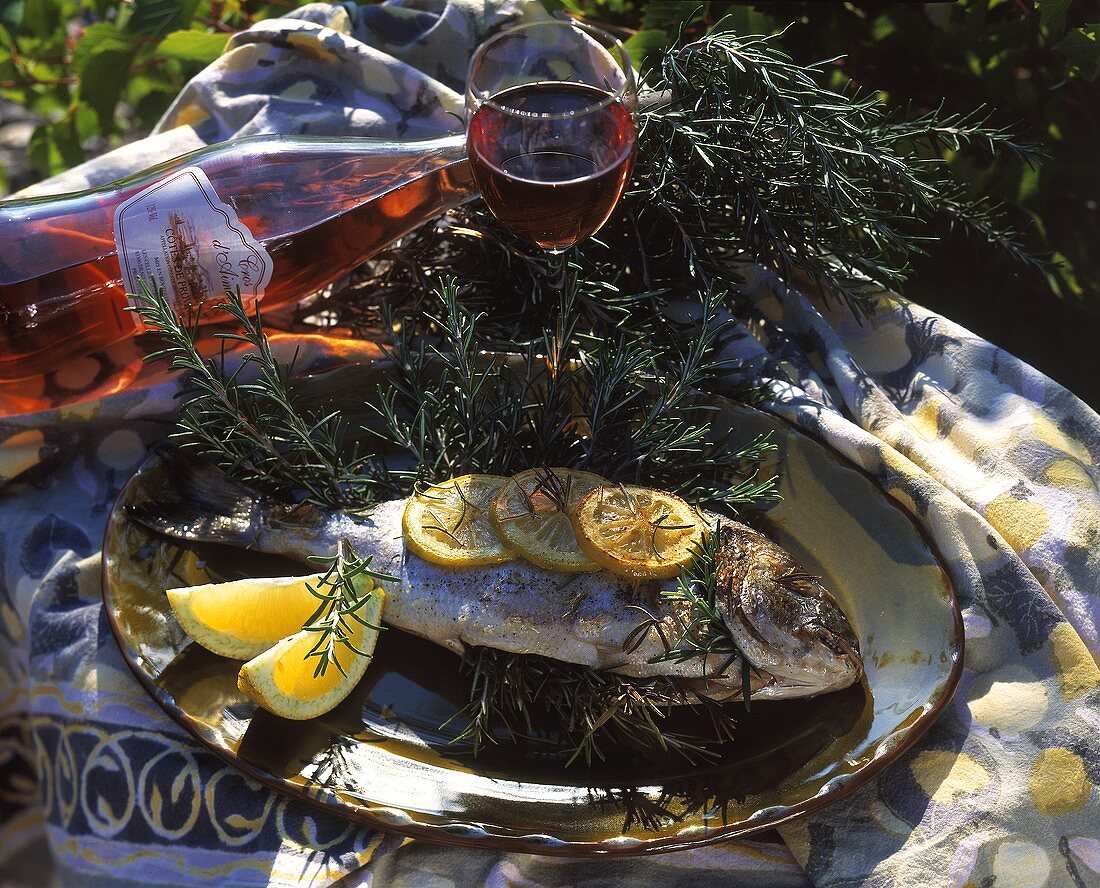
156,29 -> 229,64
133,87 -> 176,130
1054,25 -> 1100,80
1037,0 -> 1072,37
26,117 -> 84,178
1,3 -> 23,31
641,1 -> 708,34
73,23 -> 138,71
126,0 -> 185,38
712,6 -> 776,37
622,29 -> 669,72
125,66 -> 178,129
1016,162 -> 1042,204
18,0 -> 60,39
73,103 -> 99,141
73,23 -> 140,134
870,14 -> 898,42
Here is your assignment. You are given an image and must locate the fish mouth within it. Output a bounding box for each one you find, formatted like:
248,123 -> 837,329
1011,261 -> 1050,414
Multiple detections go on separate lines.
806,623 -> 863,679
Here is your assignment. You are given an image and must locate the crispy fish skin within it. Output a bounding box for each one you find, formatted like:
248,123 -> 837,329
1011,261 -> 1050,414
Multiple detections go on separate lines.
129,451 -> 862,701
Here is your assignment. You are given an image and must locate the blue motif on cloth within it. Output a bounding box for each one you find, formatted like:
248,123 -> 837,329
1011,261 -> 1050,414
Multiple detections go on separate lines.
28,600 -> 97,664
358,5 -> 441,44
19,516 -> 92,580
982,562 -> 1064,655
33,715 -> 349,851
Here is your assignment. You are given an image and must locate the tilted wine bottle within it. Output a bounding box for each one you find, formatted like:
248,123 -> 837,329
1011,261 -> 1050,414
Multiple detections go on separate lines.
0,133 -> 473,411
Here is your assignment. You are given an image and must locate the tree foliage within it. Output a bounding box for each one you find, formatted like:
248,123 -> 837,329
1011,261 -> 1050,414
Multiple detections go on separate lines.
0,0 -> 288,189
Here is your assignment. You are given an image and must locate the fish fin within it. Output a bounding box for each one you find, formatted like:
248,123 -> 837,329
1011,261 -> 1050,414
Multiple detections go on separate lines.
125,445 -> 265,547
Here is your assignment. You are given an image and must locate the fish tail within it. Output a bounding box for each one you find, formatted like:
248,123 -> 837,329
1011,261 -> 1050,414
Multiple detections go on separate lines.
125,445 -> 265,547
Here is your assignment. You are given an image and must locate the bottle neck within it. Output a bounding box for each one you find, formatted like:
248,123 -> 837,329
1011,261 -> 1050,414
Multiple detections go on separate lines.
1,132 -> 470,211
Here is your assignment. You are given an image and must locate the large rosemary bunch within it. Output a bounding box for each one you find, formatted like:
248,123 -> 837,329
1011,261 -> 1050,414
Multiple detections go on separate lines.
129,19 -> 1045,766
334,19 -> 1043,337
378,278 -> 778,508
632,25 -> 1045,316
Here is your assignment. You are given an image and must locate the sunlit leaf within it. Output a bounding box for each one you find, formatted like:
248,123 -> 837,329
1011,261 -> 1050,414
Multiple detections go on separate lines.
156,29 -> 229,64
622,29 -> 669,74
126,0 -> 186,38
26,117 -> 83,177
1054,25 -> 1100,80
73,103 -> 99,141
72,22 -> 137,70
73,22 -> 140,134
871,14 -> 897,41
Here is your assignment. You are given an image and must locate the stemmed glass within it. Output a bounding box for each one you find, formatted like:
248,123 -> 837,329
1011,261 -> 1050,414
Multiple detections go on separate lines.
465,20 -> 638,257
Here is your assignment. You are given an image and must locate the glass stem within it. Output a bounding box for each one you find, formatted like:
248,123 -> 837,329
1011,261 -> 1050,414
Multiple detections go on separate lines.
546,250 -> 570,294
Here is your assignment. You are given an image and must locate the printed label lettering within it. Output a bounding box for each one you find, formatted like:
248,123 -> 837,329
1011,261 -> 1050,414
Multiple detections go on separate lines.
112,167 -> 273,330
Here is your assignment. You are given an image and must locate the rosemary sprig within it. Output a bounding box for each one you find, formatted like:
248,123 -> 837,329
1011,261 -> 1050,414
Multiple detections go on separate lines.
454,646 -> 736,766
301,540 -> 396,678
379,277 -> 780,509
625,524 -> 757,709
130,281 -> 395,508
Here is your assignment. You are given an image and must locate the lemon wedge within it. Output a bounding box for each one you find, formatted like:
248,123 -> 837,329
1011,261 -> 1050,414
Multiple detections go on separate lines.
237,583 -> 385,720
490,468 -> 606,571
167,574 -> 325,660
402,474 -> 514,567
574,485 -> 702,579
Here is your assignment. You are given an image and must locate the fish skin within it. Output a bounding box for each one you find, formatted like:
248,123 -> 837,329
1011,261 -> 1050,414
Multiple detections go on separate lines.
128,451 -> 862,701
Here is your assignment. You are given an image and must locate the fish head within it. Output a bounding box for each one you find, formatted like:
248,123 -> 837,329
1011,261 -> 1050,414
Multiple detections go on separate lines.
715,525 -> 862,695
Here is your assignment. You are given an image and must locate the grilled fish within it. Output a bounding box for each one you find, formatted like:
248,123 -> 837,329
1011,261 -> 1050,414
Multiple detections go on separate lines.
129,450 -> 862,701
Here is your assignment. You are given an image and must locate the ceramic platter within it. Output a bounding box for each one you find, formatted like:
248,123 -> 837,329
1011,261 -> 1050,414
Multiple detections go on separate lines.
102,361 -> 963,856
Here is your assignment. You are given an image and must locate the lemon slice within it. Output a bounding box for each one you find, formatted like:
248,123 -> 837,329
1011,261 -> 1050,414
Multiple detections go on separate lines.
574,485 -> 702,579
402,474 -> 514,567
489,468 -> 606,572
237,583 -> 385,720
167,574 -> 326,660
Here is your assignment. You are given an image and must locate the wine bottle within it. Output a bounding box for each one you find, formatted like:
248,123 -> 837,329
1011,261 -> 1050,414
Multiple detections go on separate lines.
0,133 -> 474,410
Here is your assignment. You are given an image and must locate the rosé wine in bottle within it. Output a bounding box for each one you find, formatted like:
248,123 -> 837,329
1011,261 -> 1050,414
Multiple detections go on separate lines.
0,134 -> 474,413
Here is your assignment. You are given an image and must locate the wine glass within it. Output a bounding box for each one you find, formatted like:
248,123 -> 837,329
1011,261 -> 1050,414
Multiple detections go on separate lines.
465,20 -> 637,254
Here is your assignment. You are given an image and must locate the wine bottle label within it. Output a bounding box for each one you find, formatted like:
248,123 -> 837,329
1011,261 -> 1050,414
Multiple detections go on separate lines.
113,166 -> 273,331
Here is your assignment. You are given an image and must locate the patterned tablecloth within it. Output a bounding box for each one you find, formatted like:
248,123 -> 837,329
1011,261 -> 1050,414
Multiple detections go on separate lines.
1,2 -> 1098,886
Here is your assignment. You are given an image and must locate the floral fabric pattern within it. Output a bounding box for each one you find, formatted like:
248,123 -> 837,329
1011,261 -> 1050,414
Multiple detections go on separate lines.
719,270 -> 1100,887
